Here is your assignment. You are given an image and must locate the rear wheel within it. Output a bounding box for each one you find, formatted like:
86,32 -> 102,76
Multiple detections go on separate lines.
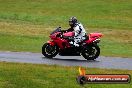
42,43 -> 58,58
81,44 -> 100,60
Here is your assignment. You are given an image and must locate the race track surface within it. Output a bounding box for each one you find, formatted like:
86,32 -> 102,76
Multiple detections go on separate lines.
0,51 -> 132,70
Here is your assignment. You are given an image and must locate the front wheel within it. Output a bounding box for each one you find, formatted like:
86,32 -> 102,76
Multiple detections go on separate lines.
81,44 -> 100,60
42,43 -> 59,58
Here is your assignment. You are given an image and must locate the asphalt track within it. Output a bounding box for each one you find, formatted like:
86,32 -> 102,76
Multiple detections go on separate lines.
0,51 -> 132,70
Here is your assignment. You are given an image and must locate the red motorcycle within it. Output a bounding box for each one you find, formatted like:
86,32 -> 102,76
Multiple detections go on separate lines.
42,27 -> 103,60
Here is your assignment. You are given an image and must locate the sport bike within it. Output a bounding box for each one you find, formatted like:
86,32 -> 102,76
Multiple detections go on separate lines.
42,27 -> 103,60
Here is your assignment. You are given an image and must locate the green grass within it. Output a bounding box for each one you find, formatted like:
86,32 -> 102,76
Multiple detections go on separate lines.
0,0 -> 131,29
0,0 -> 132,57
0,62 -> 132,88
0,33 -> 44,52
101,39 -> 132,57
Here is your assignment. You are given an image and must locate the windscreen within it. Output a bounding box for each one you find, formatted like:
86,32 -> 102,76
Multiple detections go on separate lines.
50,28 -> 61,35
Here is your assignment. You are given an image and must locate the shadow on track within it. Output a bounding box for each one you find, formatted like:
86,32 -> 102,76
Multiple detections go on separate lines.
42,57 -> 100,63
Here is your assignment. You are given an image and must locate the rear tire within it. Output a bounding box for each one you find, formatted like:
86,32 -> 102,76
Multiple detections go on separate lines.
42,43 -> 58,58
81,44 -> 100,60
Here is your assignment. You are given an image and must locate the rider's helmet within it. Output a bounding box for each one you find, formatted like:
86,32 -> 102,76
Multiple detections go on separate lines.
69,16 -> 78,27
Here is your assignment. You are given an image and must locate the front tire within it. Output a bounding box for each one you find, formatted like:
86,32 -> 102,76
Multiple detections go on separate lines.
81,44 -> 100,60
42,43 -> 58,58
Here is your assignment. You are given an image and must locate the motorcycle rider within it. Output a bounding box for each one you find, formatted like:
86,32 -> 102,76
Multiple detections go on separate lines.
64,16 -> 86,47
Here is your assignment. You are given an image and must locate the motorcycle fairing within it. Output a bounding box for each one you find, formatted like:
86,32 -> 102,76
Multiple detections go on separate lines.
85,33 -> 103,44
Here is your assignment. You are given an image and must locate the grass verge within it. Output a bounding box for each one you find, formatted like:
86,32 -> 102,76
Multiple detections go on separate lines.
0,62 -> 132,88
